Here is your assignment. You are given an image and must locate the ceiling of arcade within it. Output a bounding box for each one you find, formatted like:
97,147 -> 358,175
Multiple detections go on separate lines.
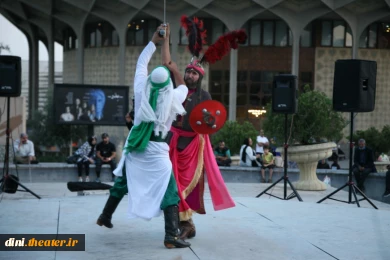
0,0 -> 390,46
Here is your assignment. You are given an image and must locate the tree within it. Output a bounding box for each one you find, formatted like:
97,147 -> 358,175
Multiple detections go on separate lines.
211,120 -> 258,155
0,43 -> 11,54
263,85 -> 347,145
352,125 -> 390,156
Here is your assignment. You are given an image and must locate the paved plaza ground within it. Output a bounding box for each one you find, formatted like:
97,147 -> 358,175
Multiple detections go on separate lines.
0,181 -> 389,260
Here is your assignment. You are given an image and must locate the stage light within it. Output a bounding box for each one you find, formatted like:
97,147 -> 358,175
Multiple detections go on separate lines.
248,108 -> 266,117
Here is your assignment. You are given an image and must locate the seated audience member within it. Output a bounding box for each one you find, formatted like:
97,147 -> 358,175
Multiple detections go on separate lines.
261,146 -> 275,183
328,151 -> 339,161
317,159 -> 330,169
75,136 -> 97,182
95,133 -> 117,182
13,133 -> 38,164
239,137 -> 261,167
214,141 -> 232,166
352,139 -> 374,192
383,165 -> 390,197
330,159 -> 341,170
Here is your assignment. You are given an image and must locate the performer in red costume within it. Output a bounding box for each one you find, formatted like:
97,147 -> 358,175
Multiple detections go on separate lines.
162,22 -> 239,239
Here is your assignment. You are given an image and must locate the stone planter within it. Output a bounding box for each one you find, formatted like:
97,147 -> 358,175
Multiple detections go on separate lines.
374,162 -> 389,172
279,142 -> 336,191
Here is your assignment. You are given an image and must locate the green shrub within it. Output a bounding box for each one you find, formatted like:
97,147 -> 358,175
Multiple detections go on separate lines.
263,85 -> 347,145
38,154 -> 68,163
352,125 -> 390,155
211,120 -> 258,155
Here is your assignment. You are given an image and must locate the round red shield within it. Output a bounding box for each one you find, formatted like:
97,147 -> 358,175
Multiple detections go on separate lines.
189,100 -> 227,134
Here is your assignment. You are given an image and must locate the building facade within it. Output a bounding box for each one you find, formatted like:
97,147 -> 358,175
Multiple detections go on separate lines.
1,0 -> 390,142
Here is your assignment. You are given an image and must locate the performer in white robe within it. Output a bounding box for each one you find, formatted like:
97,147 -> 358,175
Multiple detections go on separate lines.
113,24 -> 190,249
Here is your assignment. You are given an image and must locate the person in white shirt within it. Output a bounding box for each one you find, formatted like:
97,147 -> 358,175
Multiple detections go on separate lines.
256,129 -> 269,155
240,137 -> 261,167
13,133 -> 38,164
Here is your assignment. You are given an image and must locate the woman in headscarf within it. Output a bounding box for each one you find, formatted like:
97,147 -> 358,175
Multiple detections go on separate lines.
75,136 -> 97,182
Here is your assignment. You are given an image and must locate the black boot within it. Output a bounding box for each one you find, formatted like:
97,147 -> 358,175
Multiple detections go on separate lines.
180,218 -> 196,239
96,196 -> 122,228
163,205 -> 191,248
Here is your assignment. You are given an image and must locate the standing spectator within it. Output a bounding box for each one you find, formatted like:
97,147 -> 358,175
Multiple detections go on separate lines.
261,146 -> 275,183
382,165 -> 390,197
256,129 -> 269,156
125,110 -> 134,130
75,136 -> 97,182
13,133 -> 38,164
95,133 -> 116,182
317,159 -> 330,169
239,137 -> 261,167
214,141 -> 232,166
353,139 -> 374,192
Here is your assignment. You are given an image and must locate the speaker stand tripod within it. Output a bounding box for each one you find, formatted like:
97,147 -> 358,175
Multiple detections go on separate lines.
0,96 -> 41,199
317,112 -> 377,209
256,114 -> 302,201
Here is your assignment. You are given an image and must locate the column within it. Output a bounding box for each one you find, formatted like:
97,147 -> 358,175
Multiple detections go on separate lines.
27,28 -> 39,118
118,27 -> 127,85
76,28 -> 84,84
229,49 -> 238,121
48,18 -> 55,92
291,28 -> 300,76
170,22 -> 180,62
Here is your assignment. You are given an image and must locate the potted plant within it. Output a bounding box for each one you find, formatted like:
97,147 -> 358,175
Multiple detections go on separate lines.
263,85 -> 347,190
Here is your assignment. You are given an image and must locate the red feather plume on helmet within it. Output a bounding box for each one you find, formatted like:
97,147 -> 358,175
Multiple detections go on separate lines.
180,15 -> 207,58
199,29 -> 247,65
180,15 -> 247,66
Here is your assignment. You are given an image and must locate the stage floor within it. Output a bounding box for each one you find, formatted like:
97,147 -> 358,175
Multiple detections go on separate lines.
1,182 -> 389,260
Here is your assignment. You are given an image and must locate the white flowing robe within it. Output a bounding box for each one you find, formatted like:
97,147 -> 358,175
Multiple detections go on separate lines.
113,41 -> 188,220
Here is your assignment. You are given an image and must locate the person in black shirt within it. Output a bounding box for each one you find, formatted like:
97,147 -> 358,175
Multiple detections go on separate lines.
330,159 -> 341,170
95,133 -> 117,182
317,159 -> 330,169
125,110 -> 134,130
214,141 -> 232,166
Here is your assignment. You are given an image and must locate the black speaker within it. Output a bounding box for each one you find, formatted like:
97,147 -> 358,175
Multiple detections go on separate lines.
333,59 -> 376,112
272,74 -> 297,114
0,55 -> 22,97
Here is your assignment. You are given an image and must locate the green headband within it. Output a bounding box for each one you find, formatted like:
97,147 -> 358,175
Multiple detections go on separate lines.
150,66 -> 170,88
